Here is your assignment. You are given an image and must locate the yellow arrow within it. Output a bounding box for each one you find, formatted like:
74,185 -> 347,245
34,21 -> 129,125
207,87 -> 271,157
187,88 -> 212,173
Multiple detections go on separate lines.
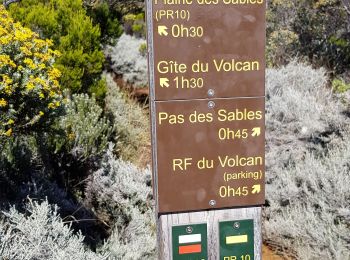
160,78 -> 170,88
251,127 -> 261,137
251,184 -> 261,194
158,25 -> 168,36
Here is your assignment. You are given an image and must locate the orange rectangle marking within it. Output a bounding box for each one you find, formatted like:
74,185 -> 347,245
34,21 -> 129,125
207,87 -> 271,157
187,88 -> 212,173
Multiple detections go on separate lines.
179,244 -> 202,254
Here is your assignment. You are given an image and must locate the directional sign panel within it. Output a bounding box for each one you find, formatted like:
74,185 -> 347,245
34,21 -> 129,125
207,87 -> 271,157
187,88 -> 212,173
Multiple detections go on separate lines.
172,223 -> 208,259
219,220 -> 254,260
147,0 -> 266,214
151,1 -> 265,101
155,97 -> 265,213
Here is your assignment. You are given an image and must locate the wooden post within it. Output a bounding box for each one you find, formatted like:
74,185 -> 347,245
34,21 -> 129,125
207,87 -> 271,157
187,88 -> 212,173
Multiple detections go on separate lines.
146,1 -> 266,259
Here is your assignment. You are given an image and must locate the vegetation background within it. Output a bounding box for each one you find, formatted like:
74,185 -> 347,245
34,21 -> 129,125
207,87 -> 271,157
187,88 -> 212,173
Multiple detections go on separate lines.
0,0 -> 349,259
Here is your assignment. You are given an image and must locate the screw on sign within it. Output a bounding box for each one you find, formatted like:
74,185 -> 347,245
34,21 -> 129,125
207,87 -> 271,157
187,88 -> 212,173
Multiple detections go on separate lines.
207,89 -> 215,97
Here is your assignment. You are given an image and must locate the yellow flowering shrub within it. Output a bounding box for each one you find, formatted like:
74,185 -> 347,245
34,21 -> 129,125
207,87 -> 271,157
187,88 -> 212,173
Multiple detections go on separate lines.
8,0 -> 105,95
0,6 -> 62,137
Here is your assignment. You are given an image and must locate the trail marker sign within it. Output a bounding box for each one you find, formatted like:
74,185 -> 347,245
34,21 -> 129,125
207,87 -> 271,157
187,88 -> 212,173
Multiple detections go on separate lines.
147,0 -> 265,214
172,223 -> 208,259
146,0 -> 265,259
155,97 -> 265,213
219,219 -> 255,260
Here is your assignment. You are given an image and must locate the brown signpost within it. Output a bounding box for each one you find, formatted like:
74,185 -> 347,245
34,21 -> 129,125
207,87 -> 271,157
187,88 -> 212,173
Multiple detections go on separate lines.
146,1 -> 265,259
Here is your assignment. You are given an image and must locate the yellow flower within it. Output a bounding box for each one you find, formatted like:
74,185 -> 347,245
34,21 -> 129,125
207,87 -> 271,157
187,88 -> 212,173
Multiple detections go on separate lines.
0,27 -> 8,37
4,85 -> 12,95
2,75 -> 13,84
26,82 -> 35,91
24,42 -> 33,49
33,38 -> 48,50
23,58 -> 36,69
68,133 -> 75,140
38,53 -> 50,62
34,77 -> 46,85
39,111 -> 44,116
48,68 -> 61,79
39,93 -> 45,99
7,119 -> 14,125
48,102 -> 55,109
0,55 -> 16,68
14,27 -> 33,42
48,49 -> 61,57
43,39 -> 53,47
0,99 -> 7,107
0,36 -> 11,45
4,128 -> 12,137
51,79 -> 59,86
20,46 -> 32,56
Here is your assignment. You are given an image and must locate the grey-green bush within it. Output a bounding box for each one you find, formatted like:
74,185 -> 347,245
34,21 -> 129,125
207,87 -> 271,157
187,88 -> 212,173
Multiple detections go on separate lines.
104,73 -> 149,162
105,34 -> 148,88
101,207 -> 156,260
0,199 -> 107,260
265,61 -> 345,171
264,61 -> 350,259
85,145 -> 156,259
52,93 -> 113,161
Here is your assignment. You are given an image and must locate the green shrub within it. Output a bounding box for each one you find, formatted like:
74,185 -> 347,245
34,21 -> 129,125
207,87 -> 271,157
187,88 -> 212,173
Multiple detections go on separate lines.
266,29 -> 299,67
132,23 -> 143,34
86,1 -> 123,45
91,0 -> 144,16
88,77 -> 107,104
0,136 -> 38,197
267,0 -> 350,73
332,78 -> 350,93
9,0 -> 105,94
104,73 -> 149,163
51,93 -> 113,162
139,42 -> 147,57
123,12 -> 145,38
